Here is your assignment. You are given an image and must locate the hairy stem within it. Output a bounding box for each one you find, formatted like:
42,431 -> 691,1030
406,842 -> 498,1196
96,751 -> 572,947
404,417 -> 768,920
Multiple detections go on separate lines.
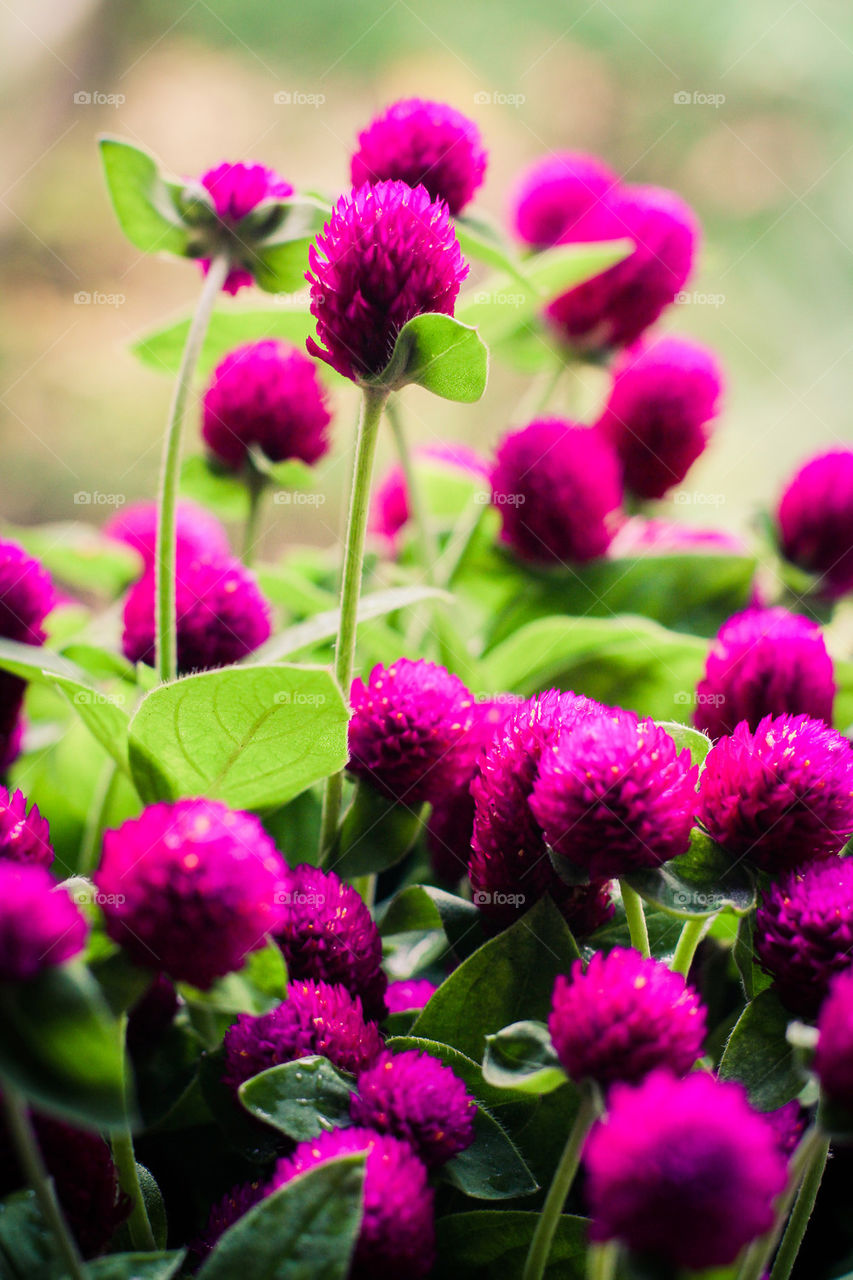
620,882 -> 650,957
736,1127 -> 826,1280
769,1133 -> 830,1280
523,1083 -> 599,1280
671,916 -> 707,977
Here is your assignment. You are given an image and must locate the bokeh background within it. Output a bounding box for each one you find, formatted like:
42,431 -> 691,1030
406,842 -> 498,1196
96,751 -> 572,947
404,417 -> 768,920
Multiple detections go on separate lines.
2,0 -> 853,552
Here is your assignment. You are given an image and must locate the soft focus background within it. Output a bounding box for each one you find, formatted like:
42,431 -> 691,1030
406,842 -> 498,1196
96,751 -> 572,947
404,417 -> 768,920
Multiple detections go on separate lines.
2,0 -> 853,552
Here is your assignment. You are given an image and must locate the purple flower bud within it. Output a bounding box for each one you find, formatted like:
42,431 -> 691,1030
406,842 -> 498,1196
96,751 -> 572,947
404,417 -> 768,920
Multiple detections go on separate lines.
104,499 -> 230,569
0,787 -> 52,868
508,151 -> 620,249
198,161 -> 295,295
0,863 -> 86,981
815,968 -> 853,1110
385,979 -> 437,1015
609,516 -> 746,557
351,1049 -> 476,1168
777,448 -> 853,597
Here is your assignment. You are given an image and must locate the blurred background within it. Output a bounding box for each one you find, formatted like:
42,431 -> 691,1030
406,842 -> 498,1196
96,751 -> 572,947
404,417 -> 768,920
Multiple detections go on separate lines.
1,0 -> 852,551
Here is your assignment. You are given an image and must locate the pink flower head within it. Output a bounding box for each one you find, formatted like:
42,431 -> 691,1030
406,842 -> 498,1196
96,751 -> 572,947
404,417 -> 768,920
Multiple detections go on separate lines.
202,340 -> 332,472
95,799 -> 287,990
193,1180 -> 264,1260
0,787 -> 52,868
369,443 -> 489,552
508,151 -> 620,249
275,865 -> 387,1019
0,539 -> 55,645
385,978 -> 437,1015
103,499 -> 230,569
222,978 -> 383,1090
271,1127 -> 435,1279
777,448 -> 853,597
608,516 -> 746,558
347,659 -> 478,805
306,181 -> 468,382
595,334 -> 723,499
0,863 -> 86,981
755,859 -> 853,1017
351,1049 -> 476,1168
815,968 -> 853,1109
491,420 -> 622,564
584,1070 -> 788,1269
764,1099 -> 808,1160
121,552 -> 271,674
697,713 -> 853,875
695,608 -> 835,740
351,98 -> 487,216
198,161 -> 295,295
530,709 -> 698,881
549,949 -> 705,1087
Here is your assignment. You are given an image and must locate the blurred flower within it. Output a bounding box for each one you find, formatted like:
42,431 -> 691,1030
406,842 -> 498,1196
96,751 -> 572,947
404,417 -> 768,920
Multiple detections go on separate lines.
125,973 -> 179,1056
0,539 -> 56,770
491,420 -> 622,564
697,713 -> 853,874
608,516 -> 745,557
351,98 -> 486,216
0,787 -> 52,867
385,979 -> 437,1015
0,863 -> 86,981
95,799 -> 286,990
193,1180 -> 264,1260
815,969 -> 853,1110
369,444 -> 489,554
306,181 -> 468,382
509,151 -> 619,249
351,1049 -> 476,1168
764,1099 -> 808,1160
104,499 -> 230,570
777,449 -> 853,597
198,161 -> 294,295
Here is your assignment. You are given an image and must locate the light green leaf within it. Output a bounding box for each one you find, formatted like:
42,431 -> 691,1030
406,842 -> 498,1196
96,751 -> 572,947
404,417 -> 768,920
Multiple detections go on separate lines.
371,313 -> 488,402
656,720 -> 713,768
5,522 -> 141,598
238,1056 -> 354,1141
482,1021 -> 567,1095
50,674 -> 131,774
133,308 -> 317,381
99,137 -> 191,257
252,237 -> 314,295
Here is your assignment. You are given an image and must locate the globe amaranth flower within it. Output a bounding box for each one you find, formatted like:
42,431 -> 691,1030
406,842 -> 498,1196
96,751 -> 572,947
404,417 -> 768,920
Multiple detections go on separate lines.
697,713 -> 853,875
764,1099 -> 808,1160
351,98 -> 486,216
0,863 -> 87,981
0,539 -> 56,770
202,340 -> 331,472
351,1049 -> 476,1168
223,979 -> 383,1090
695,608 -> 835,740
198,161 -> 294,295
271,1127 -> 434,1280
595,334 -> 723,500
369,443 -> 489,554
121,552 -> 271,674
306,180 -> 468,382
0,786 -> 52,867
95,799 -> 287,990
509,151 -> 620,250
469,690 -> 615,933
584,1070 -> 788,1270
815,968 -> 853,1109
754,858 -> 853,1018
608,516 -> 746,558
530,710 -> 698,881
385,978 -> 437,1015
275,865 -> 387,1019
549,949 -> 705,1088
491,419 -> 622,564
777,448 -> 853,597
546,183 -> 698,353
193,1180 -> 264,1260
348,658 -> 478,805
104,499 -> 230,570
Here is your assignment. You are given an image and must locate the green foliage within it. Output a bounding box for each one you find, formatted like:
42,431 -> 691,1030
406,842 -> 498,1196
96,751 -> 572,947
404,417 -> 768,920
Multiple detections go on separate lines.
624,829 -> 756,920
372,313 -> 489,401
719,988 -> 806,1110
238,1057 -> 354,1142
434,1210 -> 588,1279
482,1022 -> 567,1096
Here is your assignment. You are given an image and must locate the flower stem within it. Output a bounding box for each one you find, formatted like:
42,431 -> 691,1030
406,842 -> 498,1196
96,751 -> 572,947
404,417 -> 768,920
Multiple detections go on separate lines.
111,1013 -> 157,1252
769,1133 -> 830,1280
79,757 -> 120,875
2,1085 -> 87,1280
671,916 -> 707,978
522,1083 -> 599,1280
620,882 -> 650,957
735,1127 -> 826,1280
587,1242 -> 619,1280
318,384 -> 388,860
154,253 -> 228,683
242,465 -> 267,567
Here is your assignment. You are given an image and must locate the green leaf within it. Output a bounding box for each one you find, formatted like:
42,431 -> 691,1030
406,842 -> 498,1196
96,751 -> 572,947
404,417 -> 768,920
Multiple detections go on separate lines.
719,988 -> 805,1110
371,313 -> 488,402
333,782 -> 425,878
180,455 -> 250,521
624,829 -> 756,919
238,1056 -> 354,1141
656,720 -> 712,769
50,674 -> 131,774
4,522 -> 141,598
482,1021 -> 567,1095
434,1210 -> 588,1279
197,1155 -> 364,1280
524,240 -> 634,296
445,1105 -> 539,1201
385,1036 -> 533,1118
99,137 -> 190,257
0,1191 -> 57,1279
0,963 -> 128,1130
252,237 -> 314,294
454,215 -> 527,282
411,897 -> 580,1063
86,1254 -> 186,1280
132,308 -> 317,381
59,644 -> 137,684
197,1048 -> 282,1164
136,1165 -> 168,1251
380,885 -> 483,958
0,637 -> 94,688
128,664 -> 348,809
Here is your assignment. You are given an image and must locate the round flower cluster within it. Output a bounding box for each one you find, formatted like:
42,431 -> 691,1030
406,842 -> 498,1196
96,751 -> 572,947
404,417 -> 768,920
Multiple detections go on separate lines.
198,160 -> 294,295
104,499 -> 230,568
0,863 -> 87,981
384,978 -> 436,1015
0,538 -> 56,767
0,786 -> 52,867
815,969 -> 853,1110
777,448 -> 853,597
510,151 -> 618,249
351,1049 -> 476,1168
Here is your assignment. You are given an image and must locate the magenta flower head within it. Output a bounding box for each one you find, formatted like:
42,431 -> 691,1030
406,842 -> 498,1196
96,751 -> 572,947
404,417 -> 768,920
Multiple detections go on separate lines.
0,863 -> 86,981
764,1099 -> 808,1160
275,865 -> 387,1019
122,552 -> 271,674
351,98 -> 486,216
198,161 -> 294,295
549,949 -> 705,1087
755,859 -> 853,1017
546,184 -> 699,353
695,608 -> 835,740
595,334 -> 723,500
104,499 -> 230,569
351,1048 -> 476,1168
815,968 -> 853,1110
385,978 -> 437,1015
347,659 -> 478,805
584,1070 -> 787,1270
194,1180 -> 264,1260
306,181 -> 468,383
271,1127 -> 434,1279
222,979 -> 383,1090
777,448 -> 853,597
95,799 -> 286,990
697,713 -> 853,875
0,787 -> 52,868
0,538 -> 55,644
609,516 -> 746,558
530,709 -> 698,881
201,340 -> 332,472
491,419 -> 622,564
509,151 -> 619,249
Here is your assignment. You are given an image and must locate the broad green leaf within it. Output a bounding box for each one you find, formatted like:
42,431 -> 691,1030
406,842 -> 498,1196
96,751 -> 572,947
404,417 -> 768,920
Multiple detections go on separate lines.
524,239 -> 634,296
99,137 -> 190,257
333,782 -> 425,878
180,938 -> 286,1017
248,453 -> 316,491
0,1191 -> 57,1279
434,1210 -> 588,1279
656,720 -> 712,769
623,829 -> 756,919
180,455 -> 250,521
445,1105 -> 538,1200
482,1021 -> 567,1095
372,313 -> 488,402
51,674 -> 131,774
719,988 -> 805,1110
5,522 -> 141,598
60,643 -> 137,684
197,1048 -> 282,1164
238,1056 -> 354,1141
86,1253 -> 186,1280
0,637 -> 93,688
454,215 -> 527,282
132,308 -> 317,380
197,1155 -> 364,1280
252,237 -> 314,294
380,885 -> 483,958
128,664 -> 348,809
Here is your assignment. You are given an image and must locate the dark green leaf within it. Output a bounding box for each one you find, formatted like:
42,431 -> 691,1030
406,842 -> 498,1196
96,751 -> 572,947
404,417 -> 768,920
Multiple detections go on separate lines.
85,1251 -> 186,1279
238,1057 -> 354,1141
197,1048 -> 283,1164
132,309 -> 317,381
385,1036 -> 532,1118
372,313 -> 488,402
333,782 -> 425,878
380,885 -> 484,958
99,137 -> 190,257
434,1210 -> 588,1279
252,237 -> 314,294
0,1191 -> 57,1280
718,989 -> 805,1110
624,829 -> 756,920
482,1021 -> 567,1095
445,1105 -> 538,1200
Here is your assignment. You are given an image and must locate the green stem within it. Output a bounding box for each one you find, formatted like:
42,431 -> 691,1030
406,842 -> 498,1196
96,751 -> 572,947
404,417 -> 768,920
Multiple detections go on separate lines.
243,466 -> 267,567
111,1014 -> 156,1252
735,1128 -> 825,1280
769,1134 -> 830,1280
522,1084 -> 599,1280
387,396 -> 438,583
318,384 -> 389,860
620,882 -> 650,957
434,494 -> 489,588
735,912 -> 755,1000
2,1085 -> 87,1280
671,916 -> 706,978
587,1242 -> 619,1280
154,253 -> 229,682
78,757 -> 120,875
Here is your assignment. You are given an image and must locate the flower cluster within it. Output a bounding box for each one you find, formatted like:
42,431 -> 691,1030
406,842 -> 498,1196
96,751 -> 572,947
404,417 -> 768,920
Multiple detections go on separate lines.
351,1049 -> 476,1168
0,863 -> 86,981
0,538 -> 55,768
198,160 -> 294,295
